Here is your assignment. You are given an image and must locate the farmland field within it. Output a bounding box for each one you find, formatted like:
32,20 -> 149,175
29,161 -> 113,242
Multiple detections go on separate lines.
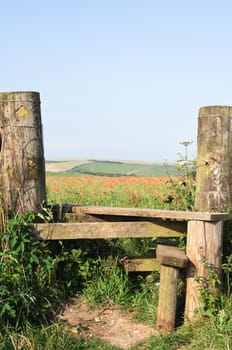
46,159 -> 177,177
46,174 -> 173,208
46,159 -> 181,208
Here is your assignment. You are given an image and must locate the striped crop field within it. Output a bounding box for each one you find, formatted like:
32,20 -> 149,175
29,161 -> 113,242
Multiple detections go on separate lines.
46,159 -> 177,177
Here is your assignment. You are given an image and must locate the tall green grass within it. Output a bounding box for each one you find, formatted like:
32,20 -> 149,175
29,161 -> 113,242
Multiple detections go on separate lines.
0,323 -> 120,350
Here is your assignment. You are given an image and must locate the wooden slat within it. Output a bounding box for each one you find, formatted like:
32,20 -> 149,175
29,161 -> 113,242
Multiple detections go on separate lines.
123,258 -> 160,272
64,212 -> 187,233
33,221 -> 182,240
70,206 -> 231,221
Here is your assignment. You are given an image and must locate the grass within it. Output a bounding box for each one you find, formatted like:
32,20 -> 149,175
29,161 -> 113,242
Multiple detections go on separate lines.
1,315 -> 231,350
0,323 -> 120,350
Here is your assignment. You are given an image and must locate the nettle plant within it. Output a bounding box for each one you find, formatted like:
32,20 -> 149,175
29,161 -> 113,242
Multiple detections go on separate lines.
0,212 -> 56,327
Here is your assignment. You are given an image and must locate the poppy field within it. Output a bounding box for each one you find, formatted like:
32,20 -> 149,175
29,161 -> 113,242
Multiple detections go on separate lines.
46,175 -> 172,208
46,173 -> 195,211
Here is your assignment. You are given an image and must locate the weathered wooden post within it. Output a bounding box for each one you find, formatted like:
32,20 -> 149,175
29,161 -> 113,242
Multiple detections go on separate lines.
0,91 -> 46,214
156,244 -> 188,332
185,106 -> 232,319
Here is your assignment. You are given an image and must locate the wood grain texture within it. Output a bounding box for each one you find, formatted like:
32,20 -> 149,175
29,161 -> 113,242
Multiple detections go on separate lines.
33,221 -> 182,240
55,205 -> 231,221
0,91 -> 46,213
157,265 -> 179,332
123,257 -> 160,272
156,244 -> 188,268
196,105 -> 232,212
185,220 -> 223,319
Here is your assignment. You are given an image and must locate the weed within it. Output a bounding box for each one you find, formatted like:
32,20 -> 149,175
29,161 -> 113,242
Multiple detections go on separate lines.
164,141 -> 196,210
222,254 -> 232,297
194,260 -> 221,317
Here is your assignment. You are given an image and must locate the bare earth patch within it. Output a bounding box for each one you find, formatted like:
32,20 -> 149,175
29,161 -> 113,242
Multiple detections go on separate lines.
60,298 -> 157,349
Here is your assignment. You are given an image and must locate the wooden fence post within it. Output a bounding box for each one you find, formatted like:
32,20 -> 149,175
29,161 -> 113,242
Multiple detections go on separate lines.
156,244 -> 188,332
0,91 -> 46,214
185,105 -> 232,319
157,265 -> 179,332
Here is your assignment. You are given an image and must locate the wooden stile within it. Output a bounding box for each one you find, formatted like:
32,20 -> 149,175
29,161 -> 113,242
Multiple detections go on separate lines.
0,91 -> 46,214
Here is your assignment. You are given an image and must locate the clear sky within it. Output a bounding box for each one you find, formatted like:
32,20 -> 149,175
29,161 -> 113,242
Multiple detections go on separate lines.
1,1 -> 232,161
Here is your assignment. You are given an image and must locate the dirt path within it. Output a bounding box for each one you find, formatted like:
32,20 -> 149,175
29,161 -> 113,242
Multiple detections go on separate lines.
60,298 -> 157,349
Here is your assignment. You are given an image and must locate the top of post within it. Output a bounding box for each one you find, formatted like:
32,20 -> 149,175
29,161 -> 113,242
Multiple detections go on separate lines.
199,105 -> 232,117
0,91 -> 40,102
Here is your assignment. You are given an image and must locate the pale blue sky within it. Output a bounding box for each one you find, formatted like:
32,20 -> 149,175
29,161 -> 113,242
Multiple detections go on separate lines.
1,1 -> 232,161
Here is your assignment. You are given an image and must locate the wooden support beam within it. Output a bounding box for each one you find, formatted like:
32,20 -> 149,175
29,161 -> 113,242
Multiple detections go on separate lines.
157,265 -> 179,332
122,257 -> 160,272
33,221 -> 182,240
64,212 -> 187,235
156,244 -> 187,332
185,220 -> 223,319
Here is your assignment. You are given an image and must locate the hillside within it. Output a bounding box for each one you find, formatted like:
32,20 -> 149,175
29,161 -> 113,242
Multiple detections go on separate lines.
46,159 -> 177,177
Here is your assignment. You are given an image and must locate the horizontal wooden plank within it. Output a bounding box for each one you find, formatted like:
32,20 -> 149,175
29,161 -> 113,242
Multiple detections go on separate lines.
122,258 -> 160,272
64,212 -> 187,234
69,206 -> 231,222
33,221 -> 182,240
156,244 -> 188,268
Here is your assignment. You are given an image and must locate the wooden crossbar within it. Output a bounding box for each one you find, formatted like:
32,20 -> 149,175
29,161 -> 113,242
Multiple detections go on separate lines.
33,221 -> 183,240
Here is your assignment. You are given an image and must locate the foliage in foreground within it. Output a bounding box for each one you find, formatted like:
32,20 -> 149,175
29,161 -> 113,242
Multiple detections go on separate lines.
0,212 -> 92,329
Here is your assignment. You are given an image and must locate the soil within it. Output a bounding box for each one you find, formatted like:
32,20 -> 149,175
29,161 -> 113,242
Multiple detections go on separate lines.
60,298 -> 158,349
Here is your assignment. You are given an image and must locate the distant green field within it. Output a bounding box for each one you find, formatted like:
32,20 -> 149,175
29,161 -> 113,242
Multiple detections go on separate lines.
67,160 -> 177,177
